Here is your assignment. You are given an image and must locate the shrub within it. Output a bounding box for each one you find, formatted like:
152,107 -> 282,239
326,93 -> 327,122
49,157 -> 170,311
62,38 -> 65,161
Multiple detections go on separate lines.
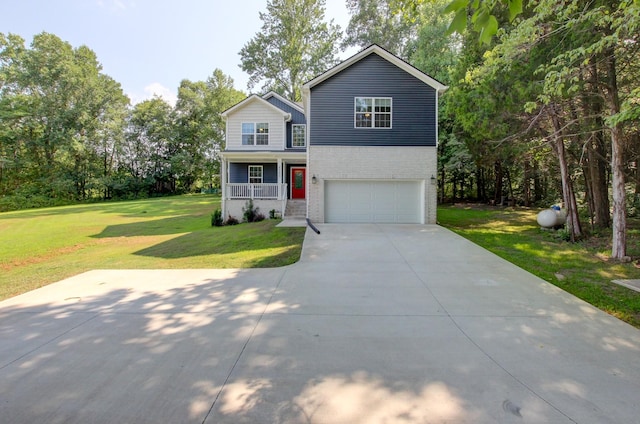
242,199 -> 261,223
254,212 -> 265,222
211,209 -> 223,227
224,215 -> 239,225
269,209 -> 280,219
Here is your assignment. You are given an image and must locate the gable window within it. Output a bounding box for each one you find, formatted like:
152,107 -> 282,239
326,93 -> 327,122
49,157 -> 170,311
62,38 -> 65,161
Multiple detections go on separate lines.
248,165 -> 263,184
242,122 -> 269,145
355,97 -> 392,128
292,124 -> 306,147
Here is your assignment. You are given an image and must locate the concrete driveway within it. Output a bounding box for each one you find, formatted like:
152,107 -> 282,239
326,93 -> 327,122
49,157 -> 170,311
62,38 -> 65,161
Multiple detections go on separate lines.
1,224 -> 639,423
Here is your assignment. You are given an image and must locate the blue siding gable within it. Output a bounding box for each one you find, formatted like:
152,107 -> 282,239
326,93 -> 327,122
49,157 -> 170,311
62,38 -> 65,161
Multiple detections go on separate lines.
265,96 -> 306,125
309,53 -> 437,147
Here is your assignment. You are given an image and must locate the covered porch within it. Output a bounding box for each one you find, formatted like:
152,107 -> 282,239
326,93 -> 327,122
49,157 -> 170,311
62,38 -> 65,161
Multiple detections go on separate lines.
220,151 -> 306,219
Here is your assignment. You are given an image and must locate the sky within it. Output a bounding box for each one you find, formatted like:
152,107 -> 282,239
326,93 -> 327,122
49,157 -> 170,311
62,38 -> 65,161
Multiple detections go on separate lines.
1,0 -> 354,105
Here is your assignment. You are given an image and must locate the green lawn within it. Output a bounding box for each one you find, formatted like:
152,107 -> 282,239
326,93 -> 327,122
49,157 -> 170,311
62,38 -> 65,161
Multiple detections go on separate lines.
0,195 -> 305,301
438,204 -> 640,328
4,198 -> 640,329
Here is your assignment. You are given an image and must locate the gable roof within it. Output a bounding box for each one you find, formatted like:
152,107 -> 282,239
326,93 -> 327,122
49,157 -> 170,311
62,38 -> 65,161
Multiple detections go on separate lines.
262,91 -> 304,114
302,44 -> 448,94
220,94 -> 292,120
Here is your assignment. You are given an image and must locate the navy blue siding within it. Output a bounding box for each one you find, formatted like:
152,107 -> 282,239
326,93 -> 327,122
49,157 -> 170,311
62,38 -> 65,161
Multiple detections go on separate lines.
310,53 -> 437,147
229,163 -> 278,183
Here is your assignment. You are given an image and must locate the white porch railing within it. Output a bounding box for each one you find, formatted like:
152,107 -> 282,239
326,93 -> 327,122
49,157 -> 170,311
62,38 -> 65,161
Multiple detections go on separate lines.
226,183 -> 287,200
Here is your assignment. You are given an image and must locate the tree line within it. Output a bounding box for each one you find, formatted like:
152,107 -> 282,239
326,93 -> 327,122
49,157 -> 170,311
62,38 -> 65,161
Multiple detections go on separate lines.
0,32 -> 245,211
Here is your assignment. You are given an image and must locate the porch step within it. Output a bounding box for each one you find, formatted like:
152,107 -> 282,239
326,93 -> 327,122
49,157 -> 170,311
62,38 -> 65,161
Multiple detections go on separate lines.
285,200 -> 306,218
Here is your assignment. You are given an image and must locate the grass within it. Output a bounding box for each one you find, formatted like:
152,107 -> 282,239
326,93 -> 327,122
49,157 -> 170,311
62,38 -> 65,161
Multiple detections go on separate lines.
5,196 -> 639,329
438,204 -> 640,328
0,195 -> 305,301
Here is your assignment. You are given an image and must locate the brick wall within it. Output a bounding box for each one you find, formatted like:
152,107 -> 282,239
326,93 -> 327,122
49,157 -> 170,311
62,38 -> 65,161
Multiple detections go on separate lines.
308,146 -> 437,224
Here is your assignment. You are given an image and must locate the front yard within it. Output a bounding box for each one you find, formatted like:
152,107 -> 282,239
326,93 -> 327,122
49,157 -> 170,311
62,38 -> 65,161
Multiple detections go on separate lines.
0,195 -> 305,301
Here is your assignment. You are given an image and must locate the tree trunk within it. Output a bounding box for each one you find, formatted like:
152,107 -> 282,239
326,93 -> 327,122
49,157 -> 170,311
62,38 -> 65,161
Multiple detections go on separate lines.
533,160 -> 543,203
610,123 -> 627,259
584,61 -> 611,229
549,104 -> 582,241
602,51 -> 627,259
494,160 -> 503,206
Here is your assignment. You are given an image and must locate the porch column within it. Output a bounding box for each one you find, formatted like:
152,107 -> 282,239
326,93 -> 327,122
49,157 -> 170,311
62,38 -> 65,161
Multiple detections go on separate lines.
277,158 -> 283,200
220,157 -> 227,217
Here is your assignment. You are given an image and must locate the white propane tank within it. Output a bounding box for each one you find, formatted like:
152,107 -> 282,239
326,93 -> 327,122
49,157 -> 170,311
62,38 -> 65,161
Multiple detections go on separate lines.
536,208 -> 566,228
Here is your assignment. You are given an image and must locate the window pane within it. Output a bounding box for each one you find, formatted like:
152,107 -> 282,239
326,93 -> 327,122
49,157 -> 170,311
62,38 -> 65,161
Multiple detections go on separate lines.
294,170 -> 303,188
242,134 -> 254,145
355,113 -> 372,127
355,97 -> 372,113
256,123 -> 269,134
256,134 -> 268,145
375,113 -> 391,128
375,98 -> 391,113
242,123 -> 254,134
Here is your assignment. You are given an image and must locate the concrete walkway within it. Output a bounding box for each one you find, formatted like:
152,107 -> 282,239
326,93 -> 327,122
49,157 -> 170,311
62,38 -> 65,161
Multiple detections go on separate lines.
1,224 -> 639,423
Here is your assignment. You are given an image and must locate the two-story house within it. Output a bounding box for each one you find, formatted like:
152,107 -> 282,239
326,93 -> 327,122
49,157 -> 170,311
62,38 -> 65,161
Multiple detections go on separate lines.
220,91 -> 307,220
220,44 -> 447,224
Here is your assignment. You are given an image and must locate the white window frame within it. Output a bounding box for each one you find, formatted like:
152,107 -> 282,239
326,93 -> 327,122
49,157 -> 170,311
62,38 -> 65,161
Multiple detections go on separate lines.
354,97 -> 392,129
248,165 -> 263,184
241,122 -> 269,145
292,124 -> 306,147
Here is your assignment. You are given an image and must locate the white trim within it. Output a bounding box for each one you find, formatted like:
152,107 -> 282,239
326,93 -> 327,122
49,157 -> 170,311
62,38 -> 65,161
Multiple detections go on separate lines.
354,97 -> 392,129
292,124 -> 306,147
303,44 -> 448,94
248,165 -> 263,184
221,94 -> 292,121
241,122 -> 270,146
220,151 -> 306,162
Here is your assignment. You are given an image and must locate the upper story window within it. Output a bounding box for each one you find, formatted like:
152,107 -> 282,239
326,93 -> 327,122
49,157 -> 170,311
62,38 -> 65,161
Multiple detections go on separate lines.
242,122 -> 269,145
292,124 -> 306,147
355,97 -> 392,129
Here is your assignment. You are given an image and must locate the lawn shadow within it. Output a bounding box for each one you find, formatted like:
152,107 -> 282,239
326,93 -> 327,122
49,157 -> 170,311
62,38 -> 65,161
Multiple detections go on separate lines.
132,228 -> 303,267
92,215 -> 203,238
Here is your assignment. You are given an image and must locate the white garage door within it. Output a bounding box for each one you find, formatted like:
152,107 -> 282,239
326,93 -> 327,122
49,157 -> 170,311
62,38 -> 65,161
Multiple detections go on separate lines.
325,180 -> 422,223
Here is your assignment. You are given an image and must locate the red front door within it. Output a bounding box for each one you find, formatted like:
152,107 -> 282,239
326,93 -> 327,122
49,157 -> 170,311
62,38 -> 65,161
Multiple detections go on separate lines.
291,167 -> 306,199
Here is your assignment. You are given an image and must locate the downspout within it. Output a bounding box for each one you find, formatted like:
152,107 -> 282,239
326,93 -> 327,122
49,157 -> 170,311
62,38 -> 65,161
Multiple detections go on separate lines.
302,85 -> 311,221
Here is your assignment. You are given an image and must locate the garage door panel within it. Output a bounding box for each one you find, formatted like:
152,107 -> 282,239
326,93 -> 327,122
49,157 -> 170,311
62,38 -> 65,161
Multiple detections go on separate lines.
325,180 -> 421,224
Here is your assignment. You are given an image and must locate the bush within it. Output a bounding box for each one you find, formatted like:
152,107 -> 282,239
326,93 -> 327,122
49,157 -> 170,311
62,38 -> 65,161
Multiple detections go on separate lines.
211,209 -> 223,227
269,209 -> 280,219
243,199 -> 261,223
254,212 -> 265,222
224,215 -> 239,225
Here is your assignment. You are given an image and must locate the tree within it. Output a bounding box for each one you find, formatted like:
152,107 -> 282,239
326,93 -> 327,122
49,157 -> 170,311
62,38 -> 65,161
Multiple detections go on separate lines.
343,0 -> 419,57
124,98 -> 173,196
173,69 -> 244,192
0,32 -> 129,203
239,0 -> 341,101
394,0 -> 523,44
